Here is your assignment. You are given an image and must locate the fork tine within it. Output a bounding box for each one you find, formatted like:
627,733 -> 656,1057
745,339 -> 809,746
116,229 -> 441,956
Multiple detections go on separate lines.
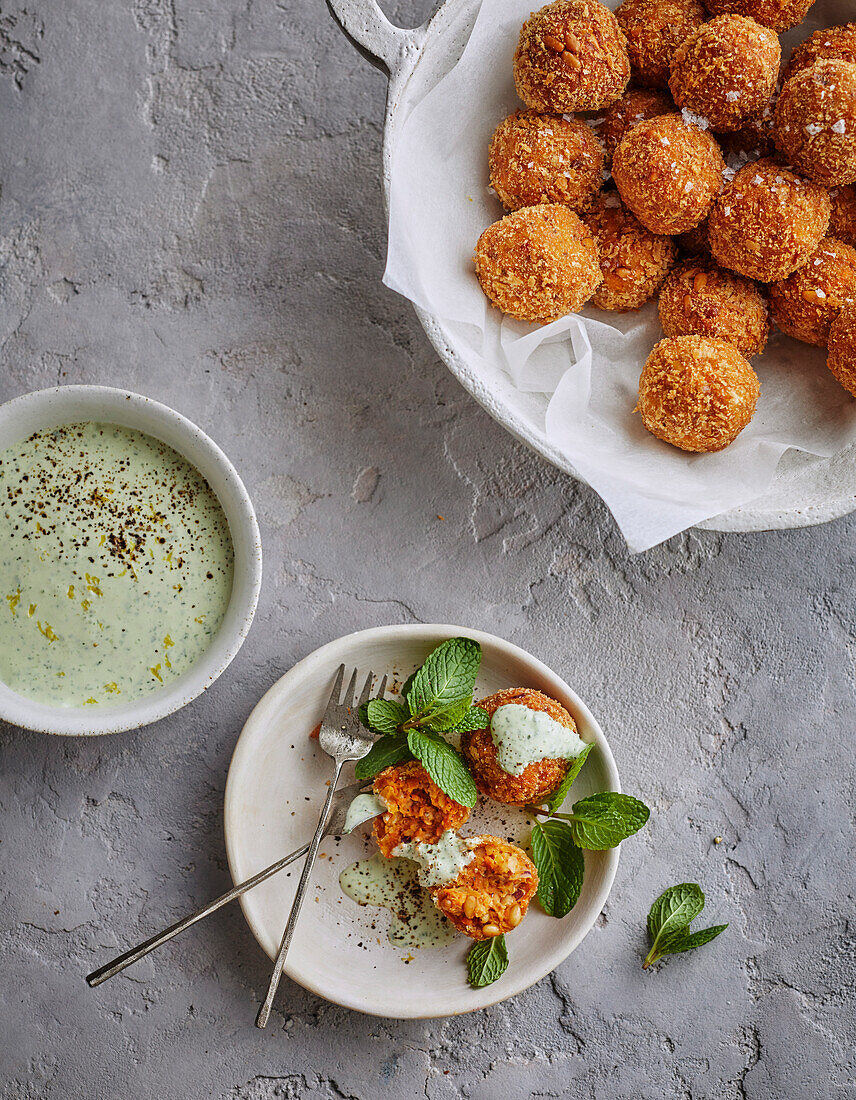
357,670 -> 375,708
343,666 -> 359,711
375,675 -> 388,700
322,664 -> 346,724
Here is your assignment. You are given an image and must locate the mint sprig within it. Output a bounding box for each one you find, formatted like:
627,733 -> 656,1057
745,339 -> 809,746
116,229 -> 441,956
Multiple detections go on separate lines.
467,935 -> 508,988
530,820 -> 584,918
355,637 -> 484,805
644,883 -> 727,969
554,792 -> 650,850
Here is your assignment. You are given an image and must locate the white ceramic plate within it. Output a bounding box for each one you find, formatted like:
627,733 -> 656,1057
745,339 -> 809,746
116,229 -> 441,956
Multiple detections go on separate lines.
224,624 -> 620,1018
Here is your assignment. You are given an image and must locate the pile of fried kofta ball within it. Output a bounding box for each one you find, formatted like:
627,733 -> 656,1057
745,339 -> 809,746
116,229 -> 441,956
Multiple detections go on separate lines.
474,0 -> 856,454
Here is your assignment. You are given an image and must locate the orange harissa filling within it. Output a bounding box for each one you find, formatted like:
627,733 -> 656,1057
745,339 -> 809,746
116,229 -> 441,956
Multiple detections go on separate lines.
372,760 -> 470,858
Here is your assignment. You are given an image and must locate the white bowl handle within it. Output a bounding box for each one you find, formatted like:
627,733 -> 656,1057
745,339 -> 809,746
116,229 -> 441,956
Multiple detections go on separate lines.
325,0 -> 429,75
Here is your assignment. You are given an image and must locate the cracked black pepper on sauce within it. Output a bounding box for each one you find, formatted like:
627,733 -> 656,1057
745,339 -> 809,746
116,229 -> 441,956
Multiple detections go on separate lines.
0,422 -> 234,707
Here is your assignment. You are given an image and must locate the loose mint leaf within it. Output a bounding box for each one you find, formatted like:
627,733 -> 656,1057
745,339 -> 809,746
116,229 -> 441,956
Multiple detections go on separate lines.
565,792 -> 650,850
530,820 -> 585,918
467,935 -> 508,988
442,707 -> 491,735
406,637 -> 482,727
545,742 -> 594,814
665,924 -> 728,955
407,728 -> 477,808
363,698 -> 408,735
646,882 -> 705,944
353,733 -> 411,780
643,883 -> 727,968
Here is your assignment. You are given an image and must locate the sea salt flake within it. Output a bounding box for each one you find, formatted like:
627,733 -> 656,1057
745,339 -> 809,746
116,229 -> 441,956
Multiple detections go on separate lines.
681,108 -> 710,131
832,120 -> 847,135
805,123 -> 823,137
725,91 -> 739,102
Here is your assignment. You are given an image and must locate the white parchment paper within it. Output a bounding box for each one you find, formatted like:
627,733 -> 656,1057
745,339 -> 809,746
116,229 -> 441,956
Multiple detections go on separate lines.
383,0 -> 856,552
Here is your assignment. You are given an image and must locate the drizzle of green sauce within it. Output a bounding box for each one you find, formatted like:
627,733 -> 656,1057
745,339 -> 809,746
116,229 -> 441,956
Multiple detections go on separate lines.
339,852 -> 457,950
490,702 -> 587,775
0,422 -> 234,707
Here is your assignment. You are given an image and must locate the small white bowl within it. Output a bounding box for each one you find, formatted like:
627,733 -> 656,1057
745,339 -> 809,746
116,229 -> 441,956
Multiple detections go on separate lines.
224,624 -> 620,1018
0,386 -> 262,736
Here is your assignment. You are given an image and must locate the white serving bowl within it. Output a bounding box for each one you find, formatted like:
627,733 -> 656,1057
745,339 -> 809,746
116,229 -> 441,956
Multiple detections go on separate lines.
0,386 -> 262,736
224,624 -> 620,1017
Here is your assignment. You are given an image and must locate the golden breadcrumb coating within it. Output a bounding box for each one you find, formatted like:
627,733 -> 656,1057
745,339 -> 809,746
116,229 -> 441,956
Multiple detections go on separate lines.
432,835 -> 539,940
583,192 -> 677,310
615,0 -> 706,89
637,335 -> 760,450
828,302 -> 856,396
708,159 -> 831,281
718,90 -> 778,160
769,239 -> 856,347
677,217 -> 712,256
774,60 -> 856,189
783,22 -> 856,81
489,110 -> 604,213
831,185 -> 856,247
597,87 -> 675,164
702,0 -> 816,34
461,687 -> 577,807
659,258 -> 770,356
474,205 -> 602,323
669,15 -> 780,133
373,760 -> 470,859
513,0 -> 630,114
612,113 -> 726,234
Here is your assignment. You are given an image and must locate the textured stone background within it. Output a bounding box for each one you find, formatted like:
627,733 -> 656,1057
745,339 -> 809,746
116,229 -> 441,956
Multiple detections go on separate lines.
0,2 -> 853,1097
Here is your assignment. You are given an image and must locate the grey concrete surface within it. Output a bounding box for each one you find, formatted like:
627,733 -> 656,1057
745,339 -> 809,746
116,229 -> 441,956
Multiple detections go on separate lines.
0,2 -> 853,1097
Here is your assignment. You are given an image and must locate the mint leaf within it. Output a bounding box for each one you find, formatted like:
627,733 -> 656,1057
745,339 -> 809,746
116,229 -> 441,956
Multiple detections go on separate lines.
363,698 -> 408,735
646,882 -> 704,944
353,733 -> 411,780
545,742 -> 593,814
407,728 -> 477,808
406,637 -> 481,727
467,935 -> 508,988
443,706 -> 491,735
564,792 -> 649,849
530,820 -> 584,918
644,883 -> 727,968
665,924 -> 728,955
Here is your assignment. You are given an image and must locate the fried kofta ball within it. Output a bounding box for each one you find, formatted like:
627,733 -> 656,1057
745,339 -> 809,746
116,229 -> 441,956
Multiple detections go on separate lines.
513,0 -> 631,114
718,97 -> 778,160
372,760 -> 470,859
828,302 -> 856,396
669,16 -> 781,133
659,258 -> 770,356
677,217 -> 712,256
831,185 -> 856,247
774,60 -> 856,189
597,87 -> 675,164
583,193 -> 677,311
612,113 -> 726,235
708,159 -> 831,281
701,0 -> 816,34
769,239 -> 856,347
474,205 -> 602,323
783,22 -> 856,82
615,0 -> 706,89
637,335 -> 760,451
489,110 -> 604,213
432,835 -> 539,940
462,687 -> 578,807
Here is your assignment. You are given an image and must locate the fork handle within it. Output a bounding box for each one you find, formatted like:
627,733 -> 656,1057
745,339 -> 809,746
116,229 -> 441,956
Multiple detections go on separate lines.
85,841 -> 311,988
256,762 -> 344,1028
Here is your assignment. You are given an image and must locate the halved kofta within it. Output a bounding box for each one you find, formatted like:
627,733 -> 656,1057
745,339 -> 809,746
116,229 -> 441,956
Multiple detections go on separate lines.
372,760 -> 470,859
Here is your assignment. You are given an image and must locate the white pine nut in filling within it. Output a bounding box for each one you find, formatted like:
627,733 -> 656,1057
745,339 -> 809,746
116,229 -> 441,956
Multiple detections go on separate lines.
489,703 -> 587,776
392,830 -> 476,888
343,791 -> 387,834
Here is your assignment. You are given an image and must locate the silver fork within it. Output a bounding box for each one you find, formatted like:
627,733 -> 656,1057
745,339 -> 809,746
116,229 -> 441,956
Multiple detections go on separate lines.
255,663 -> 381,1029
85,776 -> 374,989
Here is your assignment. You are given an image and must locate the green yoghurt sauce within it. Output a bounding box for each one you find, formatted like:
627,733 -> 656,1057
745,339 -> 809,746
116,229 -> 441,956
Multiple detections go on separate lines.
0,422 -> 234,707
